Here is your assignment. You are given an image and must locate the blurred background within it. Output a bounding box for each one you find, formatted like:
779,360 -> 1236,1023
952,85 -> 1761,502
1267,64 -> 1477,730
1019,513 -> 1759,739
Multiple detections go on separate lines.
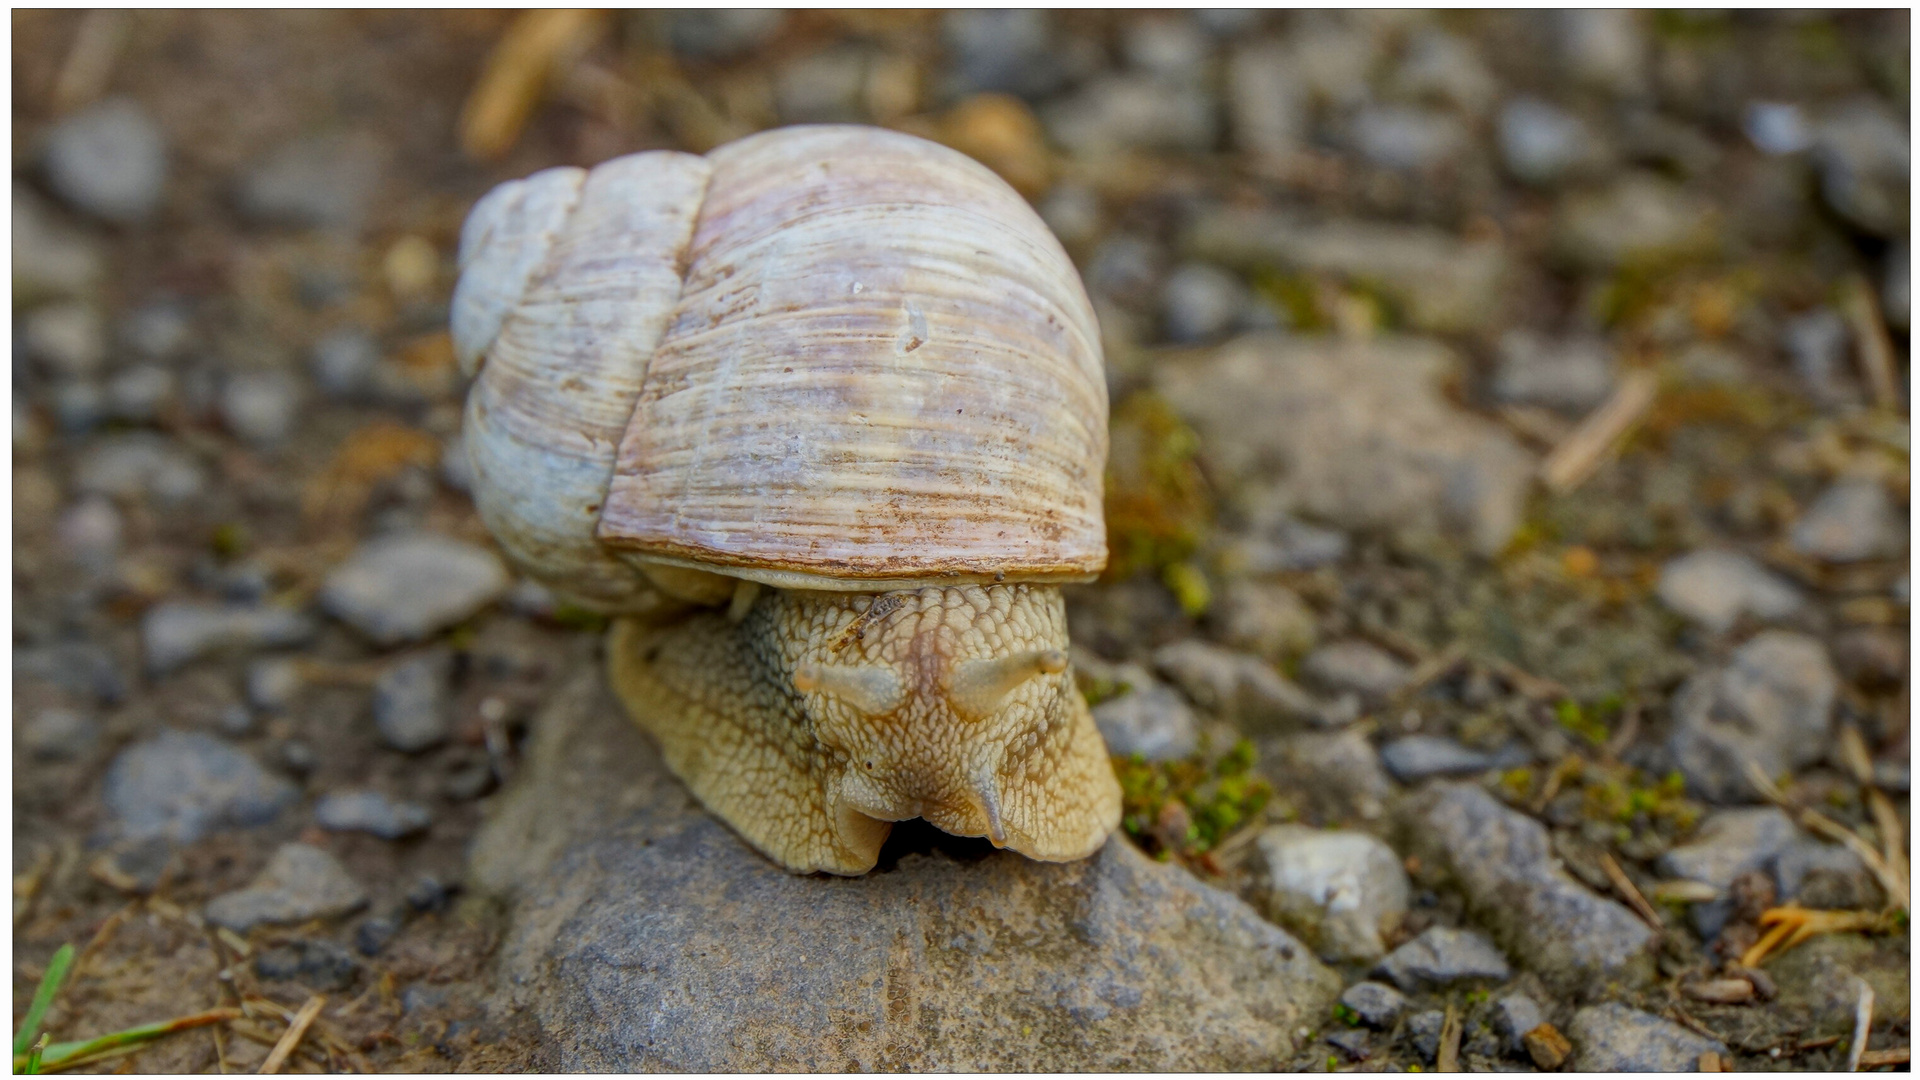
10,9 -> 1910,1072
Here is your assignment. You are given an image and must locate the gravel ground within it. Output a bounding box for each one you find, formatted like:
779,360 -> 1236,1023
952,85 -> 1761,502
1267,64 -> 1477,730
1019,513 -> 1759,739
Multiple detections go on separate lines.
11,9 -> 1909,1072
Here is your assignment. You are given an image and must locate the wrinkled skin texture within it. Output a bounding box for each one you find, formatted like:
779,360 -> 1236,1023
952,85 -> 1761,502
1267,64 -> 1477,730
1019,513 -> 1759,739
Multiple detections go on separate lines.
608,584 -> 1121,875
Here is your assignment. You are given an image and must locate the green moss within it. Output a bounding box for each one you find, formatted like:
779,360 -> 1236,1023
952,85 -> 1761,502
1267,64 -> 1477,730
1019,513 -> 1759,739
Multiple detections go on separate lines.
1332,1002 -> 1362,1027
550,603 -> 610,633
1115,738 -> 1272,859
1104,391 -> 1213,585
209,521 -> 250,559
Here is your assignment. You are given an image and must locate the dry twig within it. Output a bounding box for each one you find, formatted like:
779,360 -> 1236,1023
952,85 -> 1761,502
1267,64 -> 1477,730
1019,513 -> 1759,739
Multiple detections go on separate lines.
1600,852 -> 1663,930
459,9 -> 604,160
258,995 -> 324,1076
1540,368 -> 1660,494
1436,1002 -> 1462,1073
52,9 -> 131,111
1859,1047 -> 1910,1068
1846,978 -> 1874,1072
1743,761 -> 1909,911
1841,273 -> 1902,410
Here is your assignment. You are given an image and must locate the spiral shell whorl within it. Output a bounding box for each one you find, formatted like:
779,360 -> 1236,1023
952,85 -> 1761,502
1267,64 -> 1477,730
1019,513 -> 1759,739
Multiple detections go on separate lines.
459,151 -> 711,610
451,166 -> 586,377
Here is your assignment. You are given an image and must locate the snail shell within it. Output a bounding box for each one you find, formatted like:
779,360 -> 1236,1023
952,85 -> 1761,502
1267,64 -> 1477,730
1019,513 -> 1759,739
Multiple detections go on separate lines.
456,125 -> 1106,608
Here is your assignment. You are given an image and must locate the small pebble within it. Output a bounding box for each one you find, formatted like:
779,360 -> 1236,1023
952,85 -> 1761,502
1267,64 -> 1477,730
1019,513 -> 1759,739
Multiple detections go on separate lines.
217,704 -> 255,737
406,875 -> 450,913
1492,330 -> 1616,413
1491,993 -> 1547,1056
373,649 -> 455,753
1350,104 -> 1465,172
1255,825 -> 1409,962
1323,1027 -> 1370,1062
279,739 -> 318,777
245,657 -> 304,711
22,707 -> 100,761
102,730 -> 297,844
104,363 -> 178,423
1379,736 -> 1528,783
1339,980 -> 1407,1030
219,369 -> 305,446
1666,631 -> 1837,802
1152,639 -> 1321,728
1655,550 -> 1804,633
1743,101 -> 1812,155
1161,262 -> 1248,344
1403,1009 -> 1446,1062
55,497 -> 123,572
1301,642 -> 1409,701
74,433 -> 206,504
941,9 -> 1061,99
315,790 -> 434,840
354,916 -> 402,958
14,182 -> 104,300
50,379 -> 106,433
321,532 -> 511,646
141,600 -> 317,676
42,97 -> 167,224
310,327 -> 380,398
255,938 -> 362,991
238,132 -> 384,232
1789,479 -> 1900,563
665,9 -> 785,60
1567,1002 -> 1726,1072
1373,926 -> 1511,992
204,843 -> 369,933
121,301 -> 192,359
13,641 -> 127,704
91,836 -> 175,895
1091,678 -> 1199,762
1498,96 -> 1594,185
1656,807 -> 1797,937
23,301 -> 108,377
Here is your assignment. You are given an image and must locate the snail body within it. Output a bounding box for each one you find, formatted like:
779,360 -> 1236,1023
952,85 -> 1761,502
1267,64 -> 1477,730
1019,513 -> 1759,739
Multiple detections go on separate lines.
455,126 -> 1118,875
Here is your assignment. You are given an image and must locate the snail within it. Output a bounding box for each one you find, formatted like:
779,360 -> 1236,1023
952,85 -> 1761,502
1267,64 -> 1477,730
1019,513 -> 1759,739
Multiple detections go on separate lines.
453,125 -> 1119,875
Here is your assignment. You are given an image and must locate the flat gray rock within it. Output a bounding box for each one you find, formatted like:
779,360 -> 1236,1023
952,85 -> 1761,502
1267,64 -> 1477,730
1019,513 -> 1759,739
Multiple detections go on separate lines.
1568,1002 -> 1725,1071
1790,479 -> 1902,563
1184,213 -> 1509,334
1656,807 -> 1798,937
1656,550 -> 1804,633
205,843 -> 368,932
42,97 -> 167,224
1405,782 -> 1656,993
1151,638 -> 1320,730
141,600 -> 316,676
1379,735 -> 1526,783
372,649 -> 454,752
102,730 -> 297,844
314,790 -> 432,840
1255,825 -> 1409,962
1156,334 -> 1535,556
1373,926 -> 1510,991
1666,631 -> 1836,802
1090,678 -> 1199,762
321,532 -> 509,646
469,664 -> 1342,1071
1339,981 -> 1407,1030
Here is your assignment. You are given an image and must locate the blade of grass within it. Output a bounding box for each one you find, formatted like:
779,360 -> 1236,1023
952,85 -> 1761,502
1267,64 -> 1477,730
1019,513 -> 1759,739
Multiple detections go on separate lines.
13,1008 -> 240,1073
13,943 -> 76,1056
25,1033 -> 47,1074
